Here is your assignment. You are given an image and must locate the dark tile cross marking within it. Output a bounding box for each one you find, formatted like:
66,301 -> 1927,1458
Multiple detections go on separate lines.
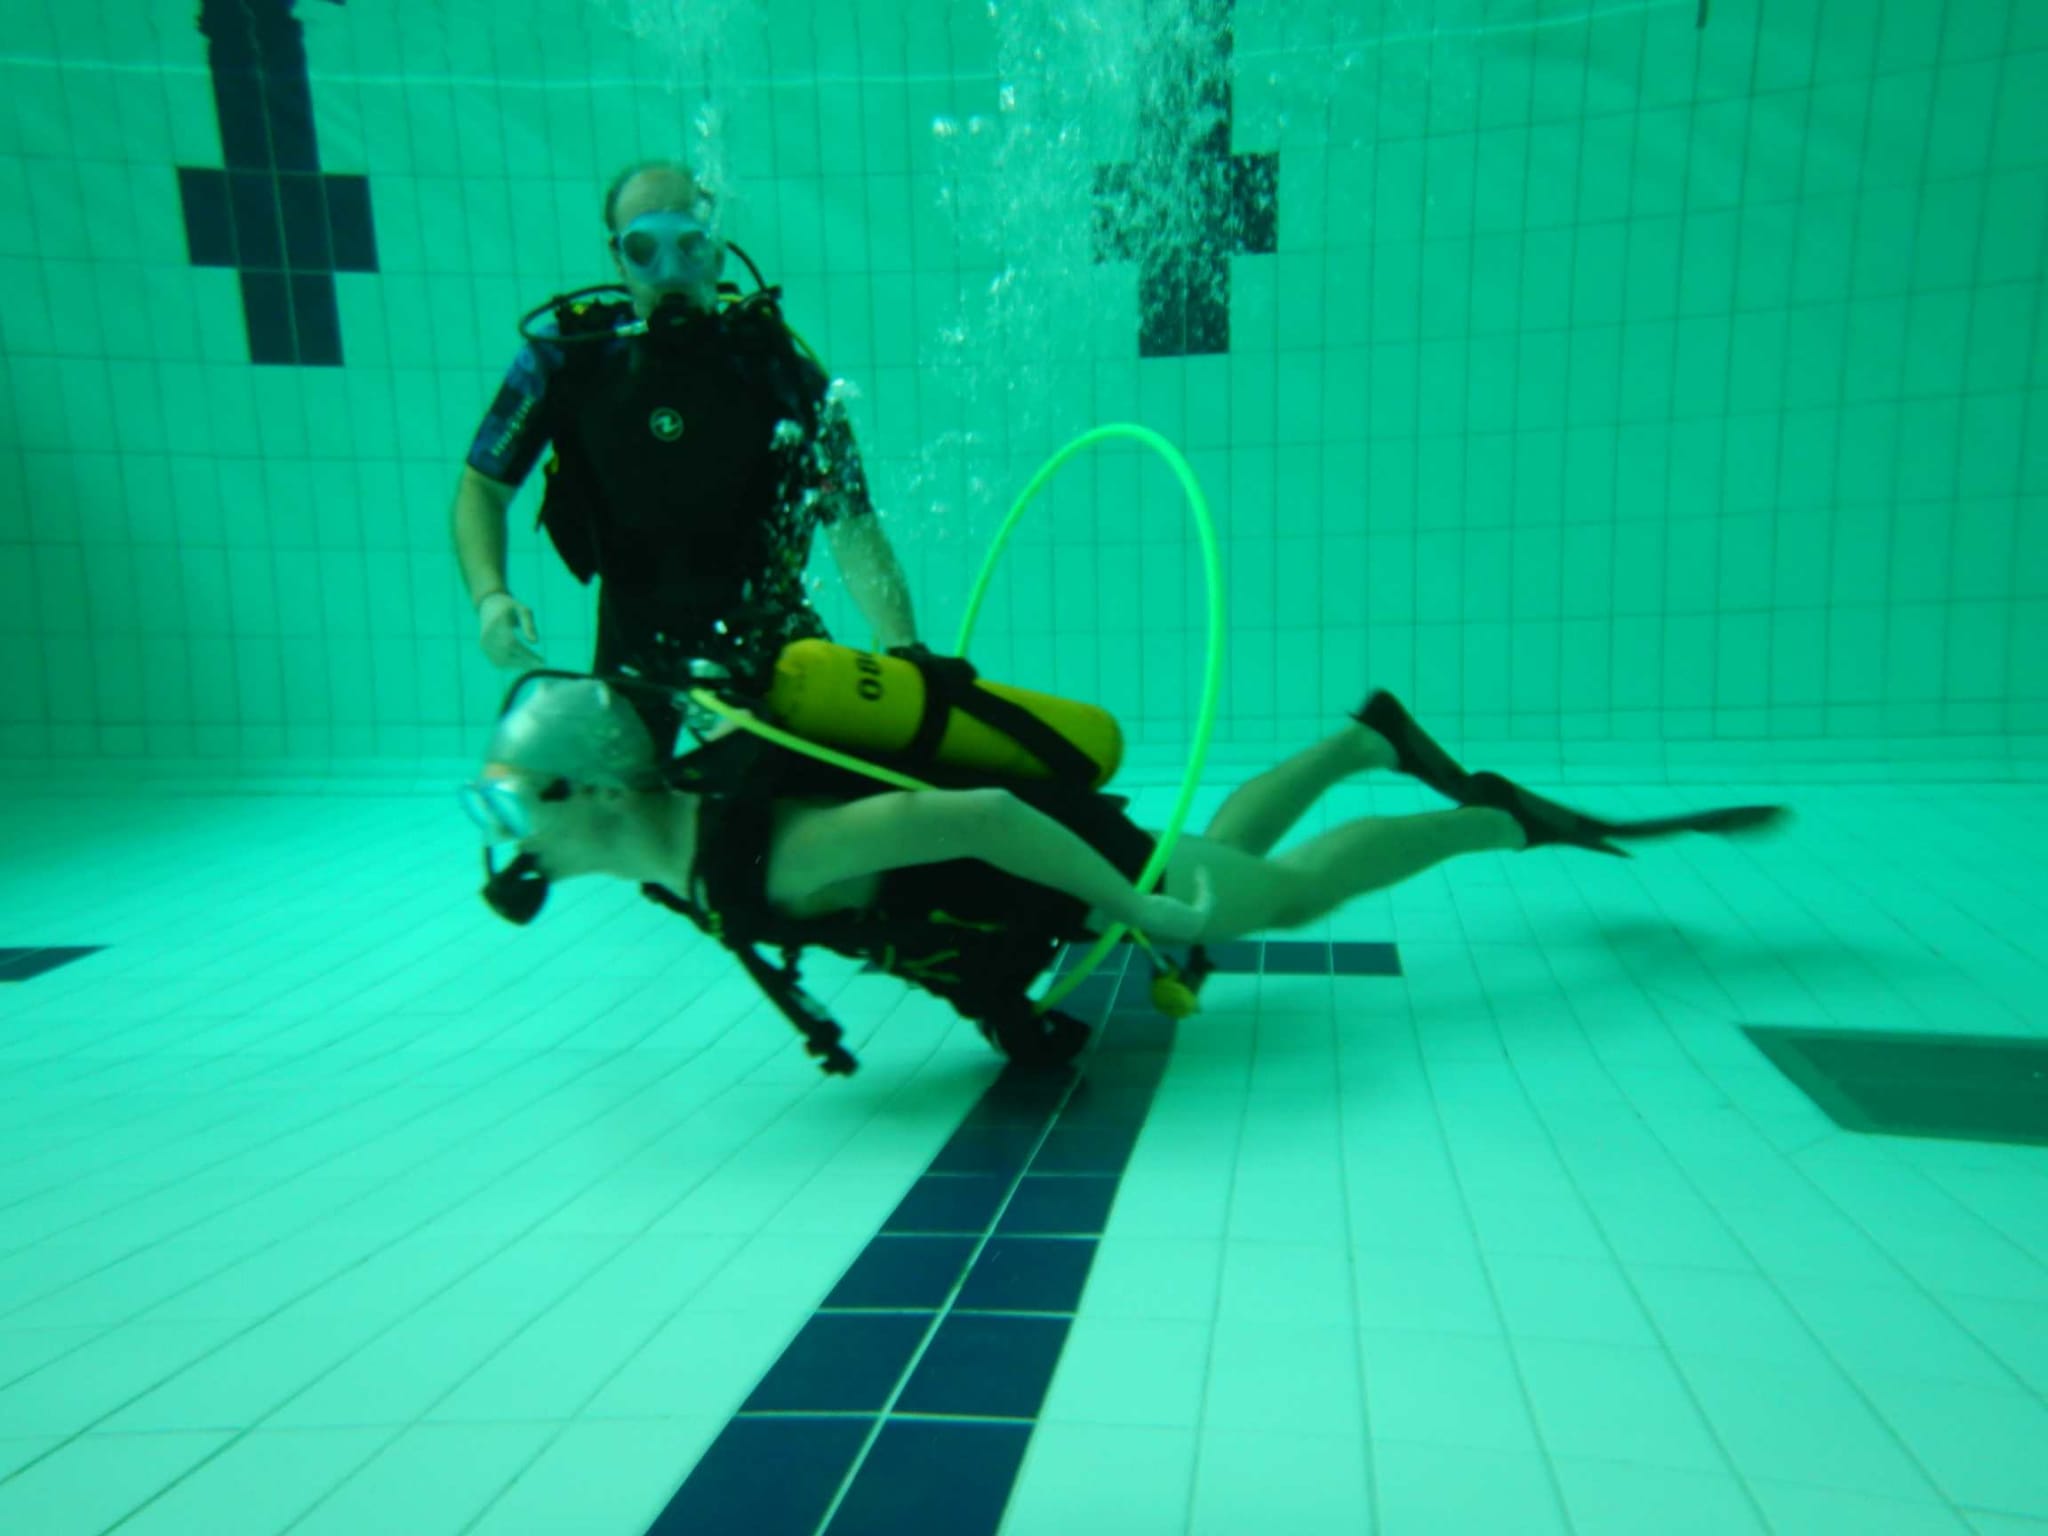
178,0 -> 376,367
1090,0 -> 1277,358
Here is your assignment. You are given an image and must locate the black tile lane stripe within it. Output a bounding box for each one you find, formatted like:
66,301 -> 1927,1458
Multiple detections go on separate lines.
642,954 -> 1175,1536
0,947 -> 104,982
864,938 -> 1402,980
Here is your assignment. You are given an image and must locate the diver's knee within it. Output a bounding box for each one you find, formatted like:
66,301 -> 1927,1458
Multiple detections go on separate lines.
1271,873 -> 1324,931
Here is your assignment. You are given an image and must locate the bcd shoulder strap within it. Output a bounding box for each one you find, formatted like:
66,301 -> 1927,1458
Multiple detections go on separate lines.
896,649 -> 1103,787
639,881 -> 858,1075
648,730 -> 1101,1074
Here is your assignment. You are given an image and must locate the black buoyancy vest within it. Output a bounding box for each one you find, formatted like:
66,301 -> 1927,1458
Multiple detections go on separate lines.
643,732 -> 1134,1071
538,300 -> 828,629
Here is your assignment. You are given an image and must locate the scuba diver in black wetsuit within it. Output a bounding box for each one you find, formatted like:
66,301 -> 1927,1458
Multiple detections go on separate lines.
451,160 -> 921,752
459,657 -> 1791,1076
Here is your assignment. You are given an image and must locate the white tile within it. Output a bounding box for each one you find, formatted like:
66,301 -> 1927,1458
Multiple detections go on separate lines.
289,1423 -> 555,1536
1215,1241 -> 1353,1327
0,1320 -> 242,1438
1854,1374 -> 2048,1513
463,1418 -> 723,1536
1373,1441 -> 1570,1536
1489,1252 -> 1662,1349
1678,1352 -> 1949,1502
1187,1427 -> 1371,1536
1002,1422 -> 1197,1536
0,1431 -> 232,1536
1202,1318 -> 1365,1437
1554,1458 -> 1768,1535
1515,1339 -> 1730,1473
107,1427 -> 393,1536
1361,1327 -> 1542,1453
1039,1316 -> 1212,1430
1075,1236 -> 1225,1322
1775,1274 -> 2015,1388
1746,1479 -> 1978,1536
583,1306 -> 798,1421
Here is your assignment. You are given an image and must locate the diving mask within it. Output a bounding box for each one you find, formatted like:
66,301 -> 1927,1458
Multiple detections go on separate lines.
467,666 -> 716,927
613,210 -> 724,298
464,770 -> 569,927
461,770 -> 537,845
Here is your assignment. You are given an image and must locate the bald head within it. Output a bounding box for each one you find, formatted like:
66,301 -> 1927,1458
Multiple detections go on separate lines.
603,161 -> 724,317
604,161 -> 712,233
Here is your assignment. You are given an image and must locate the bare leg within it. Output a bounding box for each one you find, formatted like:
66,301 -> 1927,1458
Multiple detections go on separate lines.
1203,724 -> 1397,856
1160,807 -> 1526,943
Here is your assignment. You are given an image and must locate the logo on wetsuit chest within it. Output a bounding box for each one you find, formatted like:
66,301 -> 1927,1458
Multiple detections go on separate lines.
648,407 -> 685,442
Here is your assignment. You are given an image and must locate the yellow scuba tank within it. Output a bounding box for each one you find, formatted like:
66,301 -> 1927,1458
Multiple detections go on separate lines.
763,639 -> 1124,788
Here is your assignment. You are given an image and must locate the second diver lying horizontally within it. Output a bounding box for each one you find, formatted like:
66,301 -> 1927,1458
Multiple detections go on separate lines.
461,641 -> 1789,1074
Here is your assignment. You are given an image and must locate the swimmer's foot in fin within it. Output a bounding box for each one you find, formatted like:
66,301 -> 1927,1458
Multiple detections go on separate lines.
1352,691 -> 1473,795
1458,772 -> 1632,858
1459,773 -> 1793,858
1351,689 -> 1793,855
1575,801 -> 1793,842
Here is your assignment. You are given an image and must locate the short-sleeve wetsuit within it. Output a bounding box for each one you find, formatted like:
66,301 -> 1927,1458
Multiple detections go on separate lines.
465,298 -> 875,742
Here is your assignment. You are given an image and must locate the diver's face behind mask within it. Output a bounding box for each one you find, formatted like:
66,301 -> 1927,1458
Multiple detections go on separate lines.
465,762 -> 642,925
461,767 -> 556,846
468,668 -> 674,926
464,767 -> 572,925
612,209 -> 724,320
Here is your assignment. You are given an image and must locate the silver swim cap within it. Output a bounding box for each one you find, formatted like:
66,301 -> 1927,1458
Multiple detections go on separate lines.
484,675 -> 662,790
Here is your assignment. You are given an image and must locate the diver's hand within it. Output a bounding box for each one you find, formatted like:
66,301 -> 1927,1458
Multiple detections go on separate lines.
1128,866 -> 1213,946
478,591 -> 545,670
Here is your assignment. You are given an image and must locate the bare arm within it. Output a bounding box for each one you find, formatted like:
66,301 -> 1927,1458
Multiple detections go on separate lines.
767,788 -> 1198,938
824,513 -> 917,650
451,467 -> 518,608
